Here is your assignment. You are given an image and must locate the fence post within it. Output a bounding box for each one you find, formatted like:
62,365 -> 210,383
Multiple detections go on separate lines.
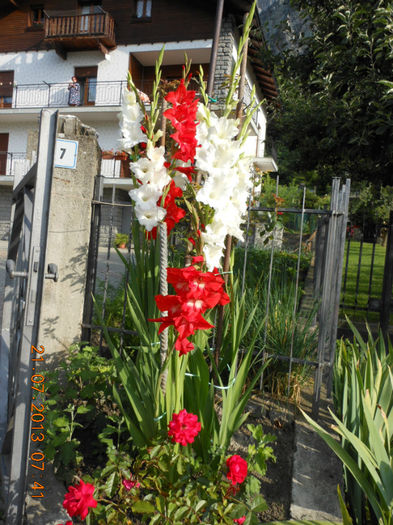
326,178 -> 350,396
380,210 -> 393,339
314,216 -> 328,298
312,178 -> 340,418
82,175 -> 104,342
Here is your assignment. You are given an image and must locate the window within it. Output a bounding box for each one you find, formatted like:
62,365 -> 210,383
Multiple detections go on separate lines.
136,0 -> 152,19
0,71 -> 14,108
29,5 -> 44,26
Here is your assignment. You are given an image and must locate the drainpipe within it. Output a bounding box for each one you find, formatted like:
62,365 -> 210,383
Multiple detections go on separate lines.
207,0 -> 225,98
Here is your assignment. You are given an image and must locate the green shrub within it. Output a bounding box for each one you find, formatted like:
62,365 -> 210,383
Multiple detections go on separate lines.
303,324 -> 393,524
234,246 -> 311,291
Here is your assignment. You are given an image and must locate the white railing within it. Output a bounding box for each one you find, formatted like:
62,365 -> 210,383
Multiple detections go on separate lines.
8,81 -> 127,109
0,152 -> 33,177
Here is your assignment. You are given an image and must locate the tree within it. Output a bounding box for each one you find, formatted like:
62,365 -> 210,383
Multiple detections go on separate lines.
266,0 -> 393,190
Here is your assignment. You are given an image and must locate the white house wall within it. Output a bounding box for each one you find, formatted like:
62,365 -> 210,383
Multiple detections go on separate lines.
0,39 -> 268,160
0,121 -> 32,153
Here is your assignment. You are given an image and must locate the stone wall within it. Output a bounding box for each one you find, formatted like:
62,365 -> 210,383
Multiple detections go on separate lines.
212,16 -> 236,105
36,115 -> 101,357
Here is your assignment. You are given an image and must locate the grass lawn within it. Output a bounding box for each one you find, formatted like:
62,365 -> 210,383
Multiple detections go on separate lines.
340,240 -> 386,321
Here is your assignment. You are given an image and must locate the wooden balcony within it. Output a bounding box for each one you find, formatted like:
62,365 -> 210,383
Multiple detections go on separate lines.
44,11 -> 116,55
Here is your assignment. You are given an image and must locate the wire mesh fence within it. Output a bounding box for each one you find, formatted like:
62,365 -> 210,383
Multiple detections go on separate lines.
82,175 -> 350,417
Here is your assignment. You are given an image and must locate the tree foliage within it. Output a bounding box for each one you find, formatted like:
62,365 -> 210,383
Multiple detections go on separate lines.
266,0 -> 393,190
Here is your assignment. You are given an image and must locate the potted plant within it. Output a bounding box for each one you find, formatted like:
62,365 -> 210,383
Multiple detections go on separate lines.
114,232 -> 128,249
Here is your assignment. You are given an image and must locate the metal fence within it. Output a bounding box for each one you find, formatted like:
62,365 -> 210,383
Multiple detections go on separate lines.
82,175 -> 350,417
0,152 -> 34,177
7,81 -> 127,109
340,211 -> 393,335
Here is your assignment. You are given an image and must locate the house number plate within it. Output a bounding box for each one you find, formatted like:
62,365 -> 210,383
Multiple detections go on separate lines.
54,139 -> 79,169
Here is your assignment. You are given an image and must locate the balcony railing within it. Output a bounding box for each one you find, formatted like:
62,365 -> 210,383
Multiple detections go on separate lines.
0,152 -> 33,177
44,11 -> 115,47
3,81 -> 127,109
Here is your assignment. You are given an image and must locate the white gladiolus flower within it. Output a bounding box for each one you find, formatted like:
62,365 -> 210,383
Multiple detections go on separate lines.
202,242 -> 225,271
135,205 -> 166,231
196,102 -> 210,124
127,140 -> 171,230
146,143 -> 165,164
129,157 -> 155,183
196,102 -> 253,269
129,185 -> 162,210
209,113 -> 239,142
118,87 -> 146,151
148,167 -> 171,191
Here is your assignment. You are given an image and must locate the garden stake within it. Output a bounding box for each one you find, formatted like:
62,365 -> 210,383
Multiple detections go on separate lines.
287,185 -> 306,405
159,221 -> 169,393
260,174 -> 279,391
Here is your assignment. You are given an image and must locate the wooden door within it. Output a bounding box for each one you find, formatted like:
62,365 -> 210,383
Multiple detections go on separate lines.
0,133 -> 9,175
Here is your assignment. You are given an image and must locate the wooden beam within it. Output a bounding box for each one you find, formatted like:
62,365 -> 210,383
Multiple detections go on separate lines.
98,41 -> 109,56
54,43 -> 67,60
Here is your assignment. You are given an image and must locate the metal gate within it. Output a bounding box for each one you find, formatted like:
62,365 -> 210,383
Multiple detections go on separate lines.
0,109 -> 58,524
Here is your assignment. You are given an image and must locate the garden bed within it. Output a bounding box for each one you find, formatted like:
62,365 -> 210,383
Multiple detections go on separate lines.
231,395 -> 295,522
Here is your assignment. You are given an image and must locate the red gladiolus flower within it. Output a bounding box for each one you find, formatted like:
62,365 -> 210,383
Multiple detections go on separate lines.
233,517 -> 246,524
192,255 -> 204,264
161,180 -> 186,234
168,409 -> 201,445
165,78 -> 197,108
175,336 -> 194,355
63,480 -> 97,520
164,79 -> 198,164
226,455 -> 248,486
150,261 -> 229,354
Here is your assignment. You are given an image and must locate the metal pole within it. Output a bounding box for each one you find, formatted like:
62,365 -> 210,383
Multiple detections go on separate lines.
380,210 -> 393,339
326,179 -> 351,396
260,174 -> 279,391
287,186 -> 306,399
312,178 -> 340,418
207,0 -> 225,98
82,175 -> 103,343
6,109 -> 58,524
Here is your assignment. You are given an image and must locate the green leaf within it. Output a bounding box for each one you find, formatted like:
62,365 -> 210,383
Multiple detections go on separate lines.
104,471 -> 120,499
131,500 -> 156,514
195,500 -> 207,513
174,506 -> 189,520
337,484 -> 353,524
76,404 -> 94,415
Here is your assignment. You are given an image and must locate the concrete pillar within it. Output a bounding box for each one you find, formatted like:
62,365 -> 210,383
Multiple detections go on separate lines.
27,115 -> 101,359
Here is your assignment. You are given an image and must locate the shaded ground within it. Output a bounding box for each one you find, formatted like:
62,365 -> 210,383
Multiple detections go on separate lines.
231,395 -> 295,522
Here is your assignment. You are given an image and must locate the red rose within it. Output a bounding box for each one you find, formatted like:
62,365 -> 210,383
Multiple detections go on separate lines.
63,480 -> 97,520
122,477 -> 140,490
233,517 -> 246,524
226,455 -> 248,485
168,409 -> 201,446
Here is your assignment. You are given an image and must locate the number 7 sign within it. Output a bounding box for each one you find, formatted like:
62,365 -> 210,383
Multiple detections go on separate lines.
54,139 -> 79,169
